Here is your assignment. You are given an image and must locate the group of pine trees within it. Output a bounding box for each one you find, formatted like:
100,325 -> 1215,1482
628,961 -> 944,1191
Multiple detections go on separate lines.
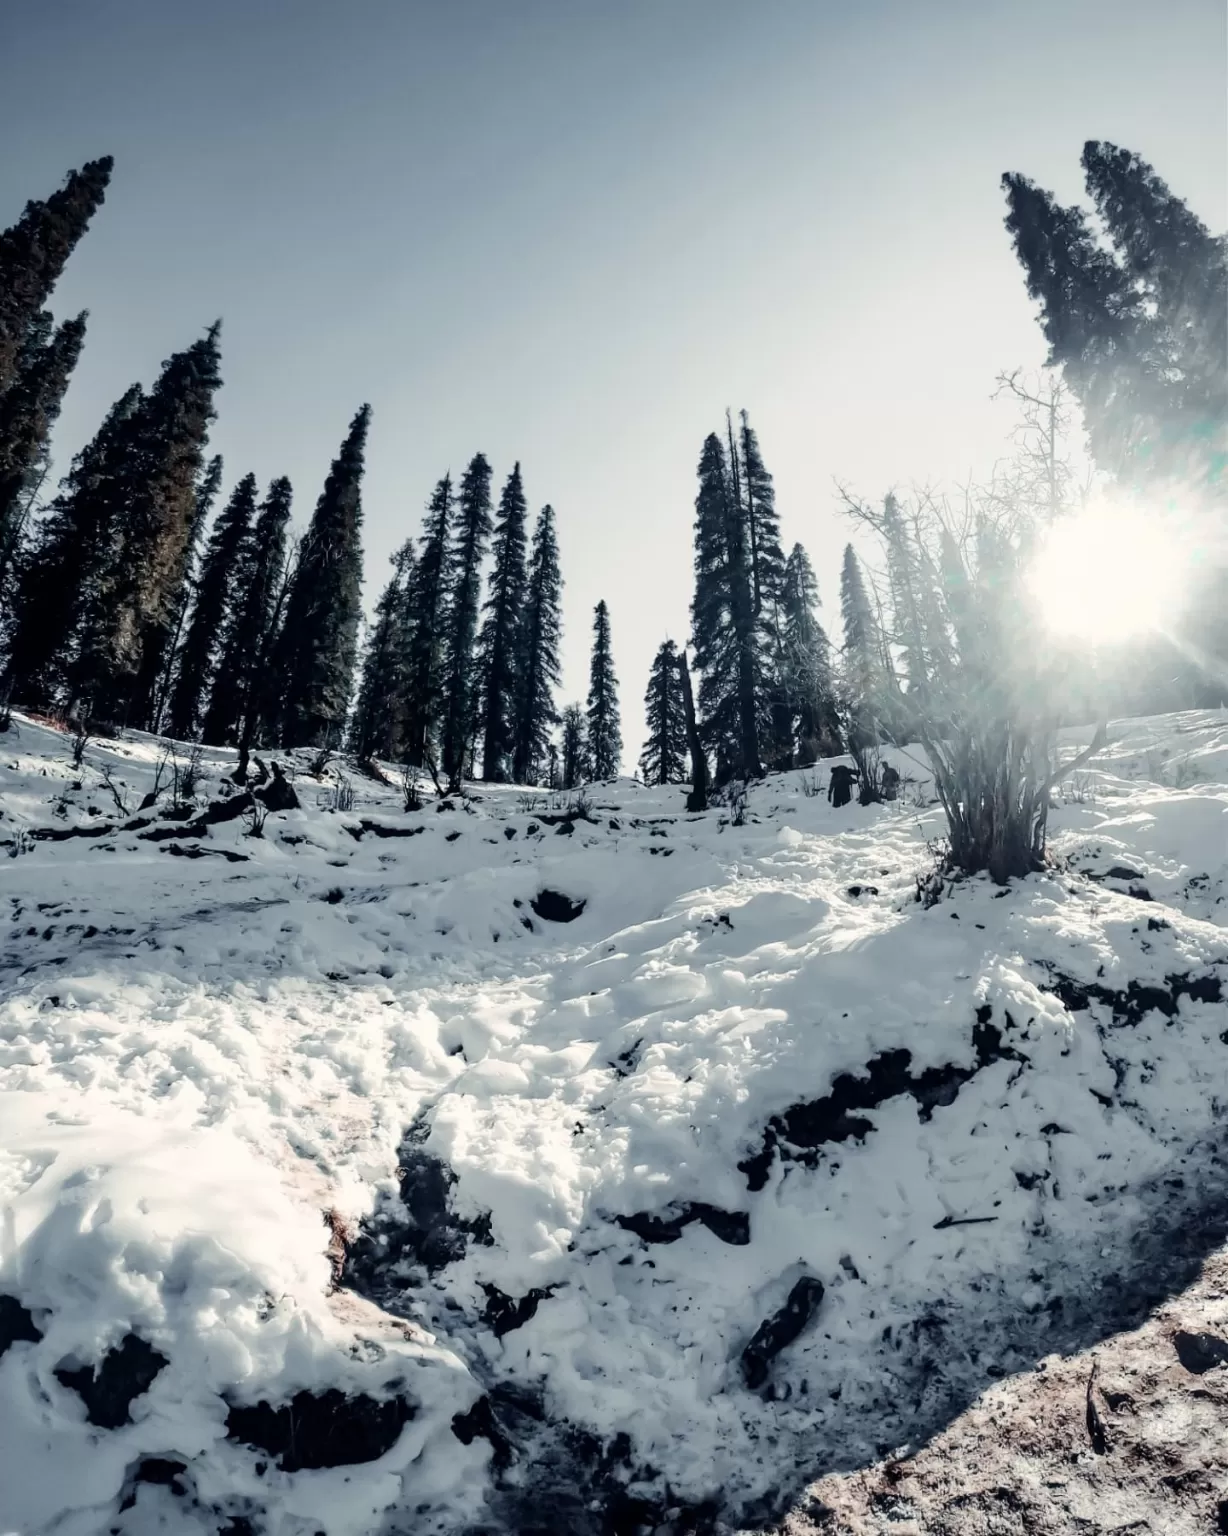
0,155 -> 628,790
3,140 -> 1220,803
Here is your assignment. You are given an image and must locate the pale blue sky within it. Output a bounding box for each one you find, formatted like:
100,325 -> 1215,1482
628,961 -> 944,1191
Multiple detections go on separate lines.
3,0 -> 1225,759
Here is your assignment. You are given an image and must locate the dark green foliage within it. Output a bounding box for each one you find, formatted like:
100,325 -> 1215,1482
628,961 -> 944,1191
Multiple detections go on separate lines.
512,504 -> 563,785
638,638 -> 688,785
348,540 -> 416,763
0,157 -> 111,398
560,702 -> 588,789
690,431 -> 761,780
150,454 -> 223,730
76,325 -> 223,724
839,544 -> 886,750
586,600 -> 621,780
478,464 -> 528,781
205,476 -> 292,750
737,412 -> 785,620
0,311 -> 86,588
403,475 -> 453,769
440,453 -> 493,786
278,405 -> 371,749
781,543 -> 840,762
166,473 -> 257,739
2,382 -> 144,710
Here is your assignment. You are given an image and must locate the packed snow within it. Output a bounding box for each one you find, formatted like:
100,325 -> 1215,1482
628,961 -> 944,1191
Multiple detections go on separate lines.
1,711 -> 1226,1534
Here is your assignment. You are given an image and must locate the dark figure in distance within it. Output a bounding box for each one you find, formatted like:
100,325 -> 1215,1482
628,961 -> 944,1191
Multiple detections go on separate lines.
828,764 -> 857,807
881,764 -> 900,801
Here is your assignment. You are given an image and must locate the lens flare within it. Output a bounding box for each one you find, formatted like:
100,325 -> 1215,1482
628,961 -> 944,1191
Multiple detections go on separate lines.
1028,502 -> 1186,642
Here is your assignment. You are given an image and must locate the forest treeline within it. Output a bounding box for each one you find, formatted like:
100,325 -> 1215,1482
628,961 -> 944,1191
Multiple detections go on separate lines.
0,141 -> 1222,815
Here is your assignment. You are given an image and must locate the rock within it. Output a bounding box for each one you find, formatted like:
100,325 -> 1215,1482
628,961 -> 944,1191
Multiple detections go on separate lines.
531,889 -> 586,923
482,1284 -> 555,1338
741,1276 -> 825,1390
0,1294 -> 41,1357
255,761 -> 299,812
55,1334 -> 168,1428
1172,1329 -> 1228,1374
616,1203 -> 750,1246
226,1387 -> 414,1471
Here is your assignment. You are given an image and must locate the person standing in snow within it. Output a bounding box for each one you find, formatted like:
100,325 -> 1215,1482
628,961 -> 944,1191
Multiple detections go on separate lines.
828,763 -> 857,807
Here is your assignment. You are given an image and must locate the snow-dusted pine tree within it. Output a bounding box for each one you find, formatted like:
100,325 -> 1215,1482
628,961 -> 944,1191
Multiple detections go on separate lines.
586,600 -> 621,780
638,638 -> 688,786
478,464 -> 528,782
512,503 -> 562,785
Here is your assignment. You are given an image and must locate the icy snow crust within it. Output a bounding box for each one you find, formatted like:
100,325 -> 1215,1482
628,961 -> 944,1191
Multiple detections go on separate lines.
0,713 -> 1226,1534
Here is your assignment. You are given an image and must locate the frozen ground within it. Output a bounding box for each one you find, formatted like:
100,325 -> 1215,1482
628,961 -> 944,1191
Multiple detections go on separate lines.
0,711 -> 1226,1535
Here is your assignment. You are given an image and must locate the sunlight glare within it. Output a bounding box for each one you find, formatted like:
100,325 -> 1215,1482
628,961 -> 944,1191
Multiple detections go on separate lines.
1028,502 -> 1185,643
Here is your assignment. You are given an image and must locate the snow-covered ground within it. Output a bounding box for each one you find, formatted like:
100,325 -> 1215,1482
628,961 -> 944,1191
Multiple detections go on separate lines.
0,712 -> 1225,1535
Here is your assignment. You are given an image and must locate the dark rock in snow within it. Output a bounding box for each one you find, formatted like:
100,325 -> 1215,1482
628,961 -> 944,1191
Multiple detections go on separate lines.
0,1294 -> 42,1357
531,889 -> 586,923
55,1333 -> 168,1428
482,1283 -> 556,1337
226,1387 -> 414,1471
1172,1329 -> 1228,1374
255,762 -> 299,811
616,1203 -> 750,1246
741,1276 -> 825,1389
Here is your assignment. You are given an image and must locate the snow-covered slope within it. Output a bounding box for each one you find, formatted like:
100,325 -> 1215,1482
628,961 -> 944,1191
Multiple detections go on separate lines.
1,713 -> 1225,1535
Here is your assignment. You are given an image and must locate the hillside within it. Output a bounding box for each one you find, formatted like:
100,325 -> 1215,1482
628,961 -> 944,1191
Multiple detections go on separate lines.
1,711 -> 1226,1535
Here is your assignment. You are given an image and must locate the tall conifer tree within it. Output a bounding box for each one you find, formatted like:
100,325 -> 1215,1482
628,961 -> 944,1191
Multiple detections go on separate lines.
512,503 -> 563,785
205,476 -> 292,755
477,463 -> 528,781
586,599 -> 621,780
403,474 -> 453,768
639,639 -> 688,785
166,473 -> 257,739
839,544 -> 886,748
279,405 -> 370,748
150,454 -> 223,729
781,543 -> 839,761
560,702 -> 588,789
0,157 -> 111,398
440,453 -> 492,786
348,540 -> 416,763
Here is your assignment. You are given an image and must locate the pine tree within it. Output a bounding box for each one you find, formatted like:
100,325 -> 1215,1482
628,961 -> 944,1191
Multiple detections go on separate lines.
737,412 -> 786,619
204,476 -> 293,754
0,311 -> 87,580
586,599 -> 621,780
477,463 -> 528,781
781,543 -> 839,762
839,544 -> 885,749
0,157 -> 112,398
150,454 -> 223,730
560,702 -> 588,789
348,540 -> 416,763
75,324 -> 223,724
440,453 -> 493,787
2,382 -> 144,710
165,473 -> 257,739
279,405 -> 371,748
690,431 -> 761,780
638,638 -> 688,785
512,503 -> 563,785
403,475 -> 453,769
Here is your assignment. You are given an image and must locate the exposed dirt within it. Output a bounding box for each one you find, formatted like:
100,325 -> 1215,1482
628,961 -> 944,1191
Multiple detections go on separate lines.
777,1248 -> 1228,1536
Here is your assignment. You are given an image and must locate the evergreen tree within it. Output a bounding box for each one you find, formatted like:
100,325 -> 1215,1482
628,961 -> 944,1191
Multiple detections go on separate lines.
75,324 -> 223,723
586,599 -> 621,780
736,411 -> 786,619
2,382 -> 144,710
638,638 -> 688,785
279,405 -> 371,748
690,431 -> 761,780
150,454 -> 223,729
781,543 -> 839,761
204,476 -> 292,753
439,453 -> 493,787
403,475 -> 453,769
165,473 -> 257,739
0,157 -> 112,398
839,544 -> 886,748
0,311 -> 87,581
477,463 -> 528,781
560,702 -> 588,789
348,539 -> 416,763
511,503 -> 563,785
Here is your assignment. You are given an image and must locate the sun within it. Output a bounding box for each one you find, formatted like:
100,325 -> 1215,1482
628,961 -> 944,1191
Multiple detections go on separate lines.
1027,501 -> 1186,643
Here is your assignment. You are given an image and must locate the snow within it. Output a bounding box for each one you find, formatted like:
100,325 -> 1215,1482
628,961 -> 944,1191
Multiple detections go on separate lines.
1,711 -> 1226,1533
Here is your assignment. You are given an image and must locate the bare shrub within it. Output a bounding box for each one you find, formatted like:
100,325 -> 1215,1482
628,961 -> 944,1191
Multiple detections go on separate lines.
243,800 -> 269,838
70,722 -> 90,768
400,762 -> 422,812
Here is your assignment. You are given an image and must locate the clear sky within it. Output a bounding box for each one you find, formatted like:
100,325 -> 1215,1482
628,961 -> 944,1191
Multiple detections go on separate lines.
3,0 -> 1225,763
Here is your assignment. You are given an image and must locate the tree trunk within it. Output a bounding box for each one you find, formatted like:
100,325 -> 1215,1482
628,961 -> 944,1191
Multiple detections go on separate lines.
677,650 -> 709,812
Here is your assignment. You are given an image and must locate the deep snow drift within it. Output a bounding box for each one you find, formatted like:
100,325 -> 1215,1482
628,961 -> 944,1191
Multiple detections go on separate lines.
0,712 -> 1226,1535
